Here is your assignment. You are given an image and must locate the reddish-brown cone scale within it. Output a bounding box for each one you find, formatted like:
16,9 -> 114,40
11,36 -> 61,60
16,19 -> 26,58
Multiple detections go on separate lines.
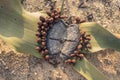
74,50 -> 79,54
40,16 -> 45,22
37,21 -> 42,26
70,54 -> 76,57
36,32 -> 41,37
37,38 -> 41,42
44,49 -> 49,54
65,59 -> 72,63
42,31 -> 47,36
42,42 -> 46,46
41,26 -> 45,30
45,55 -> 50,60
79,54 -> 84,57
35,47 -> 41,51
72,59 -> 76,64
75,17 -> 81,24
77,44 -> 82,50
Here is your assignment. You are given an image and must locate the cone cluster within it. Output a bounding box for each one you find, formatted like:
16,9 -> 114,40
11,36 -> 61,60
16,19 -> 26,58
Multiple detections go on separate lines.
36,9 -> 67,60
65,31 -> 91,64
35,8 -> 91,64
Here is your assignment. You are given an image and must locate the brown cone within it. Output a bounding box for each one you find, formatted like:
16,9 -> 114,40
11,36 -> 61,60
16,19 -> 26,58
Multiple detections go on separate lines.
86,44 -> 91,48
37,38 -> 41,42
37,21 -> 42,26
44,49 -> 49,54
72,59 -> 76,64
35,47 -> 41,51
75,17 -> 80,24
43,22 -> 48,27
74,51 -> 79,55
70,54 -> 76,57
41,26 -> 45,30
42,42 -> 46,46
40,16 -> 45,22
42,31 -> 47,36
65,59 -> 72,63
78,54 -> 84,58
36,32 -> 40,37
45,55 -> 50,60
77,44 -> 82,50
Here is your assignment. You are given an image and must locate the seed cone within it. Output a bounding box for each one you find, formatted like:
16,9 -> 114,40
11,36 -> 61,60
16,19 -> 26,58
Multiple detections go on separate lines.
84,48 -> 88,51
80,37 -> 83,41
81,31 -> 86,36
35,47 -> 41,51
70,54 -> 76,57
78,54 -> 84,58
55,15 -> 59,19
51,12 -> 55,17
65,59 -> 72,63
37,21 -> 42,26
86,36 -> 91,40
74,50 -> 79,54
41,38 -> 46,42
41,36 -> 46,39
72,59 -> 76,63
37,38 -> 41,42
42,31 -> 47,36
77,44 -> 82,50
40,16 -> 45,22
53,9 -> 57,13
42,42 -> 46,46
37,27 -> 41,31
45,49 -> 49,54
45,55 -> 50,60
60,15 -> 68,19
43,22 -> 47,27
86,44 -> 91,48
84,40 -> 89,43
54,12 -> 58,15
45,17 -> 51,23
41,50 -> 45,54
36,32 -> 41,37
75,17 -> 80,24
41,26 -> 45,30
49,18 -> 54,23
41,46 -> 46,49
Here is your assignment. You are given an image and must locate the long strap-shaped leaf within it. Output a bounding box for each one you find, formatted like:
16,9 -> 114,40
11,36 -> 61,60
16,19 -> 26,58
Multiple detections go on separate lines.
0,0 -> 45,58
79,22 -> 120,53
0,0 -> 118,80
74,58 -> 109,80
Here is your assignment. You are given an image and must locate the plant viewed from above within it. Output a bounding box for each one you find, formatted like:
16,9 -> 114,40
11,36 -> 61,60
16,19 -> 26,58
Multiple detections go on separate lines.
0,0 -> 120,80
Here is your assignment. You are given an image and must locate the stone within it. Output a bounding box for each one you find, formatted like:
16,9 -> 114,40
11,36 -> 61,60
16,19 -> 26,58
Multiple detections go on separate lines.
47,20 -> 80,58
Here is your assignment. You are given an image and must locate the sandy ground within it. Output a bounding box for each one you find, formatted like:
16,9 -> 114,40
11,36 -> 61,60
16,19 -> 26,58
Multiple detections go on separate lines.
0,0 -> 120,80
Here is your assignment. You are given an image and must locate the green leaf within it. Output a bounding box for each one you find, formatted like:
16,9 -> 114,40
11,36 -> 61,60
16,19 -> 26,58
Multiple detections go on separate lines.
0,1 -> 117,80
74,58 -> 109,80
79,22 -> 120,52
0,0 -> 46,58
